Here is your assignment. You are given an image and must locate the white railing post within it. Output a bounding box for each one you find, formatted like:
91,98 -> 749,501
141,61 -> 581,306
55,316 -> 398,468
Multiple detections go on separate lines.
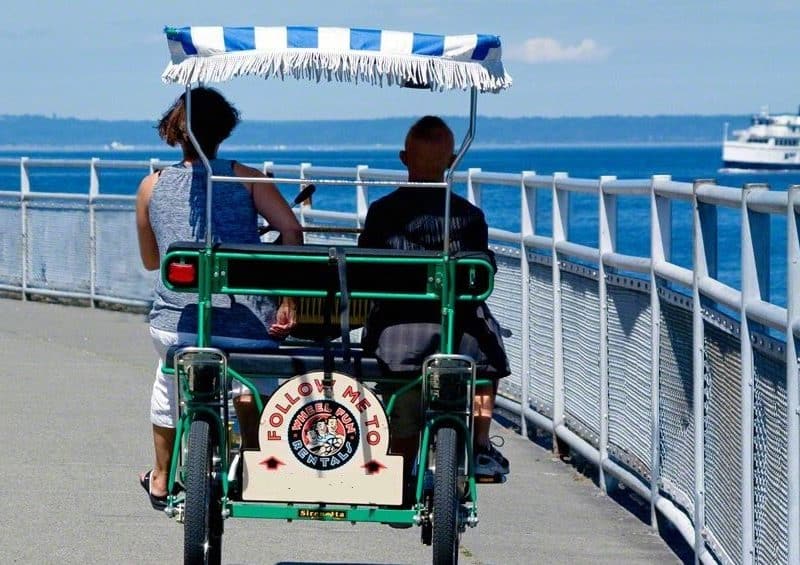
89,157 -> 100,307
552,172 -> 569,454
356,165 -> 369,229
149,158 -> 159,174
299,162 -> 312,231
20,157 -> 30,301
257,161 -> 276,237
299,162 -> 311,186
692,179 -> 715,564
598,175 -> 617,493
519,170 -> 535,437
467,167 -> 482,208
650,174 -> 672,528
787,185 -> 800,565
740,183 -> 769,564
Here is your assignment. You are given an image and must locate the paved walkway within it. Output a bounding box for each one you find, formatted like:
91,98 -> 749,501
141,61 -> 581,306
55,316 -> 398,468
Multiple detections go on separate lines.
0,298 -> 683,564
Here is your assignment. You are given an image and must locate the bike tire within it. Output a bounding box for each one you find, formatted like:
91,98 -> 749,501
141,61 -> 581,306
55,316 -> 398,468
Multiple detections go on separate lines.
184,419 -> 223,565
432,426 -> 460,565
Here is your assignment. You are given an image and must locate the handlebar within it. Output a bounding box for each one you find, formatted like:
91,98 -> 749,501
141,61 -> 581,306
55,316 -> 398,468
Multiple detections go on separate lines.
258,225 -> 363,236
259,183 -> 316,237
259,183 -> 363,238
291,183 -> 317,207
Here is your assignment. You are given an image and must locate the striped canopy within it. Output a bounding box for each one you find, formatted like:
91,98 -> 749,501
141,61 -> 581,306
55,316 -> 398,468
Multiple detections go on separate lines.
162,26 -> 511,93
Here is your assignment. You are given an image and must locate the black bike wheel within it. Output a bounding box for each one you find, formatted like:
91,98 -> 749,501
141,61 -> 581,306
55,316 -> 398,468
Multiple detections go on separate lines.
184,419 -> 223,565
432,426 -> 460,565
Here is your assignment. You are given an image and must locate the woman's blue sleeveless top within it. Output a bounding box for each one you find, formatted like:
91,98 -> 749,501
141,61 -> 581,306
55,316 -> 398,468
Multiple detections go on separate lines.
148,159 -> 276,338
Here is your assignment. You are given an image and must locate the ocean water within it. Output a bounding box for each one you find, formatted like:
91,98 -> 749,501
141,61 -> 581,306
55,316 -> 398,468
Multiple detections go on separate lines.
1,144 -> 798,308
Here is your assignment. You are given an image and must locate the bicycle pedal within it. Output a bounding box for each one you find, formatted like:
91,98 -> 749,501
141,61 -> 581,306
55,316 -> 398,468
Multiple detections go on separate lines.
475,473 -> 507,484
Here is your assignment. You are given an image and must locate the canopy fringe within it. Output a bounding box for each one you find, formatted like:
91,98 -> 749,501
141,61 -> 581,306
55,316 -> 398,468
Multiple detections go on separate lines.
161,50 -> 511,92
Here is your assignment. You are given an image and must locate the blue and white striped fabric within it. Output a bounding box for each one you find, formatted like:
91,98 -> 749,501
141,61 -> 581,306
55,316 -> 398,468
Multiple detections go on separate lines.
162,26 -> 511,93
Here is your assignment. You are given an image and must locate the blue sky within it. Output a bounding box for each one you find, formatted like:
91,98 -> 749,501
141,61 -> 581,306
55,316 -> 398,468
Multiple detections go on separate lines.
3,0 -> 798,121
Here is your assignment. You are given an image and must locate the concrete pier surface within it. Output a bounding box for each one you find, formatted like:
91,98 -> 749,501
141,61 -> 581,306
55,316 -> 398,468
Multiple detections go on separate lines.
0,298 -> 683,564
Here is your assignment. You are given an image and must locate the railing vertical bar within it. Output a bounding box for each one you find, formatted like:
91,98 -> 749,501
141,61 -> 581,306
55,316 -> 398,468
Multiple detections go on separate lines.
89,157 -> 100,308
466,169 -> 483,240
300,162 -> 311,231
259,161 -> 276,237
692,179 -> 708,564
747,185 -> 771,305
467,167 -> 482,208
299,162 -> 312,231
786,186 -> 800,565
740,183 -> 769,564
20,157 -> 29,301
698,193 -> 719,283
650,175 -> 672,528
552,172 -> 569,453
519,171 -> 536,437
696,182 -> 717,563
299,162 -> 311,198
356,165 -> 369,228
598,175 -> 617,493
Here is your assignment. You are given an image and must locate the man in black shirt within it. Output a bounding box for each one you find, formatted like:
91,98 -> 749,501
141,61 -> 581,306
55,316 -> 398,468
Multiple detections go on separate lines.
359,116 -> 510,481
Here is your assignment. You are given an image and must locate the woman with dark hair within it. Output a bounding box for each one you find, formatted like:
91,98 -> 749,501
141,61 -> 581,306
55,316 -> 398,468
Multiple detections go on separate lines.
135,86 -> 303,510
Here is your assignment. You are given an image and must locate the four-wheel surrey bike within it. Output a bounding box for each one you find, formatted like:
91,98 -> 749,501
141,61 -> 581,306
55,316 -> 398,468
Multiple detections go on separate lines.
156,24 -> 512,565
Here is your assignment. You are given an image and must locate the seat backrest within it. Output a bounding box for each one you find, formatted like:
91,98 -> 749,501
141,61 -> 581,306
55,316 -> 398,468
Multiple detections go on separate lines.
162,242 -> 495,338
163,242 -> 494,299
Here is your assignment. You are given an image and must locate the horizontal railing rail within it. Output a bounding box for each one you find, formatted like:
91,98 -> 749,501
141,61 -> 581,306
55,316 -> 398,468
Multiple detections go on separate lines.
0,156 -> 798,564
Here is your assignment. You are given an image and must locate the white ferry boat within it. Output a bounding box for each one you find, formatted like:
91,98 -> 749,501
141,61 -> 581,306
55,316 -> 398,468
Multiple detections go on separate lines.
722,106 -> 800,169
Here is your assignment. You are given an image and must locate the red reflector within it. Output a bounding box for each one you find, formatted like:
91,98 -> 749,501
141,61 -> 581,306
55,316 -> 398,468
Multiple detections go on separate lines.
167,262 -> 196,285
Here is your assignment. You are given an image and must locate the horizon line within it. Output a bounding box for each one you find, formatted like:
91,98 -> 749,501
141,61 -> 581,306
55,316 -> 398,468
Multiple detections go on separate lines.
0,112 -> 759,123
0,141 -> 724,153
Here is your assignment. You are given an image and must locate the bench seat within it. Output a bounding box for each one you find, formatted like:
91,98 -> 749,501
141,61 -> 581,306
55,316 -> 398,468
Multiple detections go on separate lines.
160,243 -> 496,379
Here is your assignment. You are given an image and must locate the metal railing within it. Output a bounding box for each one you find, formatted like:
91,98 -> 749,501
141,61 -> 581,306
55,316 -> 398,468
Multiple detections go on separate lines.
0,156 -> 797,564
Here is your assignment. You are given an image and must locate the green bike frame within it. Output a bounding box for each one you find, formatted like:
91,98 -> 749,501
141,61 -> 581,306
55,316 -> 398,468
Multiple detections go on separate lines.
159,243 -> 495,526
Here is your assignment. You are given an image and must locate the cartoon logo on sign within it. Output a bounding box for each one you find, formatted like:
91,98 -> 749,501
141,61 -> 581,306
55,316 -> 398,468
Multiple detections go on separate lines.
288,401 -> 360,469
242,371 -> 404,505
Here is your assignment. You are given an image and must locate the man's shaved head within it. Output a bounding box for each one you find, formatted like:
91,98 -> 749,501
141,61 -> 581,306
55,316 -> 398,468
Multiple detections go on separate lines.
400,116 -> 455,182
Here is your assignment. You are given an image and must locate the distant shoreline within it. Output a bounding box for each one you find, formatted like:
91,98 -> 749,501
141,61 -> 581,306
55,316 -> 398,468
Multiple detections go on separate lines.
0,141 -> 723,153
0,114 -> 741,149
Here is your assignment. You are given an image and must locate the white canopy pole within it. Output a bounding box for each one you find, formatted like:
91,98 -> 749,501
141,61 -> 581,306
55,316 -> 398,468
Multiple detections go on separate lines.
183,86 -> 215,248
444,87 -> 478,255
